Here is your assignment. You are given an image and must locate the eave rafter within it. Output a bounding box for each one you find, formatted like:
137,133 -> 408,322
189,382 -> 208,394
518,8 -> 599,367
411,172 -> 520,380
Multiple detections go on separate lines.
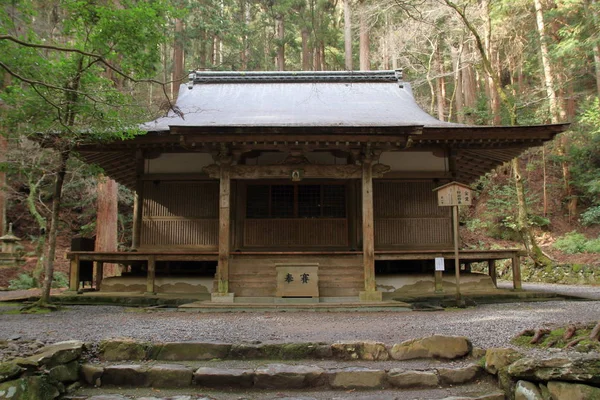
73,122 -> 569,187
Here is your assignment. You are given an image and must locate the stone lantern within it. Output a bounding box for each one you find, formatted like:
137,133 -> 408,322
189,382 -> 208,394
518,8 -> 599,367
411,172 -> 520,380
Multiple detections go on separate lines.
0,223 -> 21,254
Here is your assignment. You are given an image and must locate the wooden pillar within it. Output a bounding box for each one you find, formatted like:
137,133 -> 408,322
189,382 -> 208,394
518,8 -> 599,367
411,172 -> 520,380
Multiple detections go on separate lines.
512,254 -> 522,290
132,150 -> 144,250
146,255 -> 156,294
488,259 -> 497,288
69,255 -> 80,292
95,261 -> 104,291
213,164 -> 234,302
359,160 -> 381,302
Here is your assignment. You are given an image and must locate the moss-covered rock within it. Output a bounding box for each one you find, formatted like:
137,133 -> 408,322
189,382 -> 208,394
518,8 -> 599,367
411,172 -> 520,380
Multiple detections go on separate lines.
485,348 -> 523,375
0,362 -> 22,384
547,380 -> 600,400
0,376 -> 60,400
27,340 -> 84,367
152,342 -> 230,361
507,354 -> 600,385
48,360 -> 79,383
99,338 -> 149,361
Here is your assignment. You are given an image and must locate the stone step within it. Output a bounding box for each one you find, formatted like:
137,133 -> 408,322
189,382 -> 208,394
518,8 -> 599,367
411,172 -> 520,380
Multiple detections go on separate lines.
67,382 -> 506,400
80,360 -> 489,391
98,336 -> 476,363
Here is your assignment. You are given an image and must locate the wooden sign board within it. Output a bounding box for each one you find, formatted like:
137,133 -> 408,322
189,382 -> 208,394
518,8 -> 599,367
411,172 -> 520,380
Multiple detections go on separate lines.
434,182 -> 473,207
275,264 -> 319,297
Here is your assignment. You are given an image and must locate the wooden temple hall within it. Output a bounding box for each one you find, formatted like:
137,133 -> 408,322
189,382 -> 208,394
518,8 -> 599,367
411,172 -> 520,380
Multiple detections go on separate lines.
67,70 -> 568,302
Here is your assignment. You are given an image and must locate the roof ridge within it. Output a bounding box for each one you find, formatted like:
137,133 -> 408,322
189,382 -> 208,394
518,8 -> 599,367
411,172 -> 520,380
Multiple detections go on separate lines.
187,70 -> 403,86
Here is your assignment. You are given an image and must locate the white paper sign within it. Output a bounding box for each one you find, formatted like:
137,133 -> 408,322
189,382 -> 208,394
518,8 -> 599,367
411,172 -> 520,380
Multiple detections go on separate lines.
435,257 -> 445,271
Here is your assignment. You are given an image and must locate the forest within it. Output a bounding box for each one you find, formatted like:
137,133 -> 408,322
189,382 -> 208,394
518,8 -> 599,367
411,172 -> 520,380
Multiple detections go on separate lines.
0,0 -> 599,297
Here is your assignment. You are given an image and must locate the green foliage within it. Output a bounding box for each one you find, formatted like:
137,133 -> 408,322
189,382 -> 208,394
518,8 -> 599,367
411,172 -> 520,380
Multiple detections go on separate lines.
569,99 -> 600,224
475,173 -> 547,240
553,231 -> 600,254
51,272 -> 69,288
8,273 -> 37,290
581,206 -> 600,226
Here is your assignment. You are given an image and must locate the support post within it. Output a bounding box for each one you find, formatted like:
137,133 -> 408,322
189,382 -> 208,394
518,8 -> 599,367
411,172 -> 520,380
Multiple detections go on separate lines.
95,261 -> 104,291
453,205 -> 462,305
512,254 -> 522,290
359,159 -> 382,302
212,163 -> 234,303
69,255 -> 80,293
146,255 -> 156,294
132,150 -> 144,250
488,259 -> 497,288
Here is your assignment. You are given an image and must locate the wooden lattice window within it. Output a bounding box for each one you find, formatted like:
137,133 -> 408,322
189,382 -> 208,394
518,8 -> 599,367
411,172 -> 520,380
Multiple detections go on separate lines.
246,184 -> 346,219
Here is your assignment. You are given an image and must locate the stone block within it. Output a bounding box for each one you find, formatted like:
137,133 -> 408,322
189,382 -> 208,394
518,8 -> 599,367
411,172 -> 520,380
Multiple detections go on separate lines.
28,340 -> 84,367
48,360 -> 79,383
99,338 -> 149,361
387,369 -> 439,388
547,380 -> 600,400
254,364 -> 325,389
102,364 -> 148,387
437,364 -> 482,385
359,291 -> 383,302
80,363 -> 104,387
485,348 -> 523,375
194,367 -> 254,388
146,364 -> 192,388
153,342 -> 231,361
507,354 -> 600,384
515,380 -> 544,400
331,341 -> 389,361
390,335 -> 471,360
328,367 -> 386,389
229,344 -> 262,359
211,293 -> 235,303
279,343 -> 330,360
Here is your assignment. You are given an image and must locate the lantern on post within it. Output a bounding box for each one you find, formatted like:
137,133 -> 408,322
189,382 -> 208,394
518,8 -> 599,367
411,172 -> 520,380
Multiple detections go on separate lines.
433,182 -> 474,305
0,223 -> 21,254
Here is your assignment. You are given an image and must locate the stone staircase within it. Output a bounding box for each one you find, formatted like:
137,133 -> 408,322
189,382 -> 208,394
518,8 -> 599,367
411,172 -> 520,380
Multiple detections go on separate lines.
64,337 -> 505,400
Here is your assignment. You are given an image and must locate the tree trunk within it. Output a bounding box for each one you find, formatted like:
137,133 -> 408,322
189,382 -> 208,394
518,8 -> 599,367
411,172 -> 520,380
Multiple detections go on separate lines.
95,176 -> 119,277
172,18 -> 184,99
533,0 -> 561,123
451,42 -> 464,123
276,16 -> 285,71
301,27 -> 311,70
39,151 -> 70,304
344,0 -> 352,70
434,40 -> 446,121
513,158 -> 553,268
359,1 -> 369,71
314,42 -> 323,71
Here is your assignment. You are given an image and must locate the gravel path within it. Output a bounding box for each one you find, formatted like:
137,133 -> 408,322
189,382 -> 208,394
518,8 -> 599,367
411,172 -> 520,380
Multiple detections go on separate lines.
497,280 -> 600,299
1,285 -> 599,352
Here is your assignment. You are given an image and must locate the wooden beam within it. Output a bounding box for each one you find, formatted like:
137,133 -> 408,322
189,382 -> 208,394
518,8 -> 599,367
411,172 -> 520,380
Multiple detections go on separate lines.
69,255 -> 80,292
146,255 -> 156,294
131,150 -> 144,250
512,255 -> 522,290
204,164 -> 390,180
95,261 -> 104,291
217,164 -> 231,294
362,161 -> 376,293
